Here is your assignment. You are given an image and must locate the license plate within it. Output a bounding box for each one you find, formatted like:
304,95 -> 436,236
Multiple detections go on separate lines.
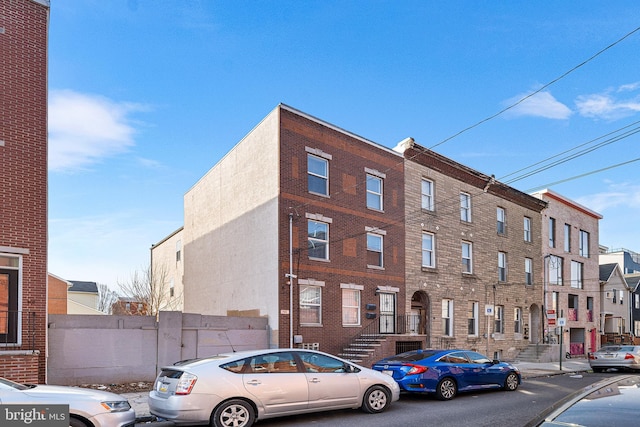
157,382 -> 168,392
382,370 -> 393,376
603,354 -> 615,358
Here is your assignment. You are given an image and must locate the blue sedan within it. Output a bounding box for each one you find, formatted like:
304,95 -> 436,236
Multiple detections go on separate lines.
372,349 -> 521,400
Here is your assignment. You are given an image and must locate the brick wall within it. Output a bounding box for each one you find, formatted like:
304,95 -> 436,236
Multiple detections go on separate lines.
0,0 -> 49,383
278,108 -> 406,356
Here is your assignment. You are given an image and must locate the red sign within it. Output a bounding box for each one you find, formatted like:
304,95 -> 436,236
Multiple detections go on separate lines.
547,310 -> 556,325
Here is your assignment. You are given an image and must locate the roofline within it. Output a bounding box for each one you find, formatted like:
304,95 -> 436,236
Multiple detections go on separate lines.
279,104 -> 403,157
531,188 -> 603,219
151,226 -> 184,248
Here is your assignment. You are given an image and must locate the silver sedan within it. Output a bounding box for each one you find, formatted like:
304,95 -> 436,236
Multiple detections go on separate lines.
149,348 -> 400,427
589,345 -> 640,372
0,377 -> 135,427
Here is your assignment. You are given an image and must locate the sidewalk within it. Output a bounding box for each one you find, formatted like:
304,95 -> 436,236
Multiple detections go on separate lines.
126,358 -> 592,425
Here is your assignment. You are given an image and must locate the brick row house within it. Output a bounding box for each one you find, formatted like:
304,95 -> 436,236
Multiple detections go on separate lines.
0,0 -> 50,383
152,104 -> 606,363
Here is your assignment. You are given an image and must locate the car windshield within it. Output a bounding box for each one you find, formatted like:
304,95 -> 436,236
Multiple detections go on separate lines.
0,377 -> 31,391
598,346 -> 634,353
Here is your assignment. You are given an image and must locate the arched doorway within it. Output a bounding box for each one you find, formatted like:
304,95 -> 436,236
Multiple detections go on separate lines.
528,304 -> 541,344
411,291 -> 430,346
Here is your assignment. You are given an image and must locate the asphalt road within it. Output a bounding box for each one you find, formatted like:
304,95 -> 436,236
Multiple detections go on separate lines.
243,372 -> 612,427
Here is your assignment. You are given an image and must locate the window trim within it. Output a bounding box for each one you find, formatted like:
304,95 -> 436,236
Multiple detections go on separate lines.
462,241 -> 473,274
307,219 -> 329,261
366,232 -> 384,268
300,282 -> 323,326
468,301 -> 478,336
498,251 -> 507,282
422,232 -> 436,269
523,216 -> 532,242
366,174 -> 383,211
0,253 -> 22,346
307,153 -> 329,196
421,178 -> 434,211
525,257 -> 533,286
460,192 -> 471,222
341,285 -> 362,327
497,207 -> 506,235
442,299 -> 454,337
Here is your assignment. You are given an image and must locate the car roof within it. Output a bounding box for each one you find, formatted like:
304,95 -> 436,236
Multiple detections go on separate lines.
165,348 -> 338,369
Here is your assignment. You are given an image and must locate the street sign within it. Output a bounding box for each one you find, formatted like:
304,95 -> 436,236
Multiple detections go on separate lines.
558,318 -> 566,327
547,309 -> 556,325
485,304 -> 494,316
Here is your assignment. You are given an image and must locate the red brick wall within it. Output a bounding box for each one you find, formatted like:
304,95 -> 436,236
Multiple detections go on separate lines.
278,108 -> 405,356
0,0 -> 49,383
0,354 -> 41,384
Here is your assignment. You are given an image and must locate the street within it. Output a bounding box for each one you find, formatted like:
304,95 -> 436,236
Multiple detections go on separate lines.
217,372 -> 610,427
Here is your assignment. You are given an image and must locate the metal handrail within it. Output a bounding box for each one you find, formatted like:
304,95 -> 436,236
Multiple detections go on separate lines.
0,310 -> 36,350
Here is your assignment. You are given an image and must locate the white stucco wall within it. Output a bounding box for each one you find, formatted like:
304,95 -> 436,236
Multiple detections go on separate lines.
183,106 -> 281,345
151,227 -> 185,311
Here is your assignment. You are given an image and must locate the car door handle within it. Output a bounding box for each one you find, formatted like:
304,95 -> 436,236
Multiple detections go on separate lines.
246,379 -> 261,386
308,378 -> 320,383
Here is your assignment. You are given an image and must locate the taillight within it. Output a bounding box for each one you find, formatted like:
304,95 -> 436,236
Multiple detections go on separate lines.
624,353 -> 636,360
405,364 -> 428,375
175,372 -> 198,395
588,353 -> 596,360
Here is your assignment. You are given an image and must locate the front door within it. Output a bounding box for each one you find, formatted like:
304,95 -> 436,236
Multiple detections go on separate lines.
379,293 -> 396,334
0,269 -> 18,344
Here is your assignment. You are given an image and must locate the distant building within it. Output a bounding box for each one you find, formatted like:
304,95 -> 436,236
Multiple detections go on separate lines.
0,0 -> 50,383
68,281 -> 100,312
599,263 -> 631,337
627,273 -> 640,337
600,247 -> 640,274
150,227 -> 184,312
111,297 -> 148,316
48,274 -> 71,315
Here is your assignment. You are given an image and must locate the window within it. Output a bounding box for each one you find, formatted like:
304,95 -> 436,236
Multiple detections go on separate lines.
367,233 -> 383,268
442,299 -> 453,336
525,258 -> 533,285
170,279 -> 175,297
460,192 -> 471,222
468,301 -> 478,336
524,217 -> 531,242
619,290 -> 624,305
307,154 -> 328,196
342,288 -> 361,326
495,305 -> 504,334
514,307 -> 522,334
300,285 -> 322,325
462,241 -> 473,274
549,255 -> 563,285
299,352 -> 346,373
421,179 -> 434,211
366,174 -> 383,210
308,220 -> 329,260
579,230 -> 590,257
549,217 -> 556,248
552,292 -> 559,311
497,207 -> 506,235
613,289 -> 617,304
498,252 -> 507,282
568,294 -> 579,321
422,233 -> 435,268
571,261 -> 583,289
636,294 -> 640,310
564,224 -> 571,252
176,239 -> 182,262
0,254 -> 20,345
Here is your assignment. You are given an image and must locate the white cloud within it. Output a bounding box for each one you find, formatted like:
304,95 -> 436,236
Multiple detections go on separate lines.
504,91 -> 572,120
48,90 -> 148,172
575,83 -> 640,120
574,182 -> 640,213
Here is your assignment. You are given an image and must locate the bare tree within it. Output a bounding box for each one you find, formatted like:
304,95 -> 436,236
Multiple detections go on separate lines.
97,283 -> 119,314
117,264 -> 182,316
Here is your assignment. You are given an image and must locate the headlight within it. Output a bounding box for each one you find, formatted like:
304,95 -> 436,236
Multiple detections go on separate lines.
101,401 -> 131,412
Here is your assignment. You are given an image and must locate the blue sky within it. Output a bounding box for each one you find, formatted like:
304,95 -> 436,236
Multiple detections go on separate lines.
48,1 -> 640,289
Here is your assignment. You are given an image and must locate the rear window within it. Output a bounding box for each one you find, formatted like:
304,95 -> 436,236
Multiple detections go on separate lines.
390,350 -> 439,362
159,369 -> 186,379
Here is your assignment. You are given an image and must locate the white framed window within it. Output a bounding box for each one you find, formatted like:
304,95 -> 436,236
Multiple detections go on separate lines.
300,285 -> 322,325
176,239 -> 182,262
514,307 -> 522,334
564,224 -> 571,252
525,258 -> 533,285
462,241 -> 473,274
635,294 -> 640,310
468,301 -> 478,336
422,232 -> 435,268
442,299 -> 454,336
523,216 -> 531,242
549,255 -> 563,285
460,192 -> 471,222
571,261 -> 583,289
367,233 -> 383,268
495,305 -> 504,334
366,174 -> 383,211
421,179 -> 434,211
549,217 -> 556,248
342,287 -> 361,326
0,253 -> 21,345
498,252 -> 507,282
579,230 -> 590,257
308,220 -> 329,260
307,154 -> 328,196
497,207 -> 506,235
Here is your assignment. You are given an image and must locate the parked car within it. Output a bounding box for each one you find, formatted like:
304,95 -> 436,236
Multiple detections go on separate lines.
149,348 -> 400,427
0,376 -> 135,427
372,349 -> 521,400
528,374 -> 640,426
588,345 -> 640,372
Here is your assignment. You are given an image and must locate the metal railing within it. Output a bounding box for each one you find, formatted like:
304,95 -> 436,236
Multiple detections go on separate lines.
0,310 -> 37,350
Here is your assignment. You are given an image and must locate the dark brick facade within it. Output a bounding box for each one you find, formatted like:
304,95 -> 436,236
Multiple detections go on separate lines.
278,108 -> 405,356
0,0 -> 49,383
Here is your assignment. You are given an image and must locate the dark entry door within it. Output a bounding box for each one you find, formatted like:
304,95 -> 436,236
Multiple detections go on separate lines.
379,293 -> 396,334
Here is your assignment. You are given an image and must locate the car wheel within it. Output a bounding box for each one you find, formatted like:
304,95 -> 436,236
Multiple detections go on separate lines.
504,372 -> 519,391
436,377 -> 457,400
211,399 -> 255,427
69,417 -> 89,427
361,385 -> 390,414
